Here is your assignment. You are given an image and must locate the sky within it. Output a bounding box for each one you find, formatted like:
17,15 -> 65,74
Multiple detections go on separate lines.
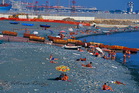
20,0 -> 139,11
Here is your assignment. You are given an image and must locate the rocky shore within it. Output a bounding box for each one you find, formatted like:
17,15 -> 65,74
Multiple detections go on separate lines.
0,20 -> 139,93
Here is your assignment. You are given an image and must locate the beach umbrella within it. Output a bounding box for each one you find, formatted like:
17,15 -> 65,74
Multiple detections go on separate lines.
33,31 -> 38,35
96,47 -> 103,53
55,65 -> 70,72
60,30 -> 66,33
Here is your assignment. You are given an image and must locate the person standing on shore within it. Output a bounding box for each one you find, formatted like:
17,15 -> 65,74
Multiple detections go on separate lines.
123,54 -> 127,64
111,50 -> 116,60
107,51 -> 112,60
125,50 -> 131,58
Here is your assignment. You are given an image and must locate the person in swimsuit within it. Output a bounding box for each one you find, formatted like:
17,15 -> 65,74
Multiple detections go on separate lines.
102,83 -> 114,91
81,62 -> 93,68
49,54 -> 58,63
123,54 -> 127,64
125,50 -> 131,58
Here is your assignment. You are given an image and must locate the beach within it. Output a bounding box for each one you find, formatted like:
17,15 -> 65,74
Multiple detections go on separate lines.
0,20 -> 139,93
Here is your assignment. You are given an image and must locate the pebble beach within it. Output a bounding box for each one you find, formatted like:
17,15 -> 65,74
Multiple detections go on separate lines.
0,20 -> 139,93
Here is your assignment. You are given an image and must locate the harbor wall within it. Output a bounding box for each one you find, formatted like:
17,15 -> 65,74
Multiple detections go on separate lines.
49,12 -> 139,19
0,14 -> 11,18
0,14 -> 95,21
41,16 -> 95,21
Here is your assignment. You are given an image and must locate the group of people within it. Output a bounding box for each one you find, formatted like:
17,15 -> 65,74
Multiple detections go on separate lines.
87,47 -> 104,57
103,50 -> 117,60
49,55 -> 69,81
102,81 -> 126,91
123,50 -> 131,64
48,47 -> 127,91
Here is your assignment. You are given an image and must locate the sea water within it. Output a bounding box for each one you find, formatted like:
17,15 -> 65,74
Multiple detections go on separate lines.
78,31 -> 139,84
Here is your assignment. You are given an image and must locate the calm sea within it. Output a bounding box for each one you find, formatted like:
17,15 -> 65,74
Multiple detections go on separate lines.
78,31 -> 139,83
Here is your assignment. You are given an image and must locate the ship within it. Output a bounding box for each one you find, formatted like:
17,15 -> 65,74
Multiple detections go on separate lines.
0,0 -> 12,11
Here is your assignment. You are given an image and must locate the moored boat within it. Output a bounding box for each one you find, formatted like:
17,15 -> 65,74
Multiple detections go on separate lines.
29,36 -> 45,42
0,0 -> 12,11
2,31 -> 17,36
22,23 -> 34,26
40,24 -> 51,28
9,21 -> 19,24
23,33 -> 37,38
48,36 -> 62,41
103,31 -> 110,33
64,45 -> 81,50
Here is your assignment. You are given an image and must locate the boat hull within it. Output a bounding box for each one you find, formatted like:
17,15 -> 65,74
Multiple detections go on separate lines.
0,4 -> 12,11
64,45 -> 81,50
40,25 -> 51,28
22,23 -> 34,26
9,21 -> 19,24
